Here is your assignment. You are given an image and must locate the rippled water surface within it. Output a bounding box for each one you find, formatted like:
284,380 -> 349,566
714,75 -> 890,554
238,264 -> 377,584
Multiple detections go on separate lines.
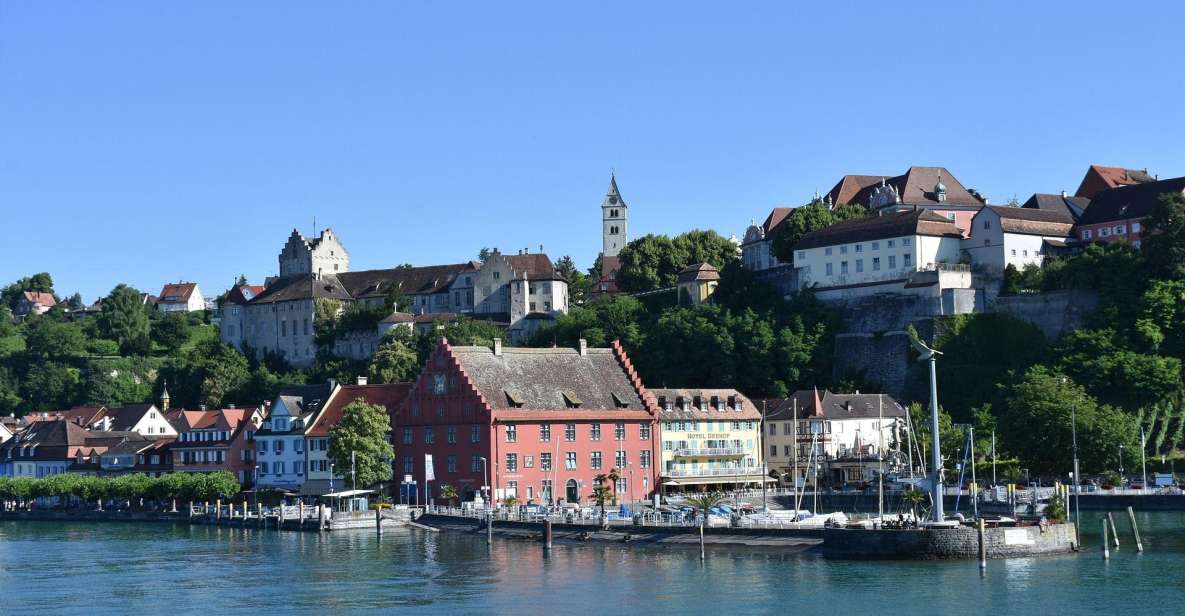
2,512 -> 1185,614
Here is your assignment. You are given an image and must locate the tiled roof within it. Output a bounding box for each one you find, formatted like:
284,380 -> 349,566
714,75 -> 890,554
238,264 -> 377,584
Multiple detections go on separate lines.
1075,164 -> 1156,199
449,344 -> 648,413
762,208 -> 795,234
764,391 -> 905,421
158,282 -> 197,304
794,209 -> 964,251
336,264 -> 476,300
650,389 -> 761,421
307,383 -> 411,437
985,206 -> 1075,236
1020,193 -> 1089,221
29,406 -> 107,427
0,420 -> 91,460
676,262 -> 721,283
504,254 -> 560,279
249,274 -> 353,304
1077,176 -> 1185,226
103,405 -> 157,432
257,383 -> 335,436
21,291 -> 56,307
828,167 -> 985,209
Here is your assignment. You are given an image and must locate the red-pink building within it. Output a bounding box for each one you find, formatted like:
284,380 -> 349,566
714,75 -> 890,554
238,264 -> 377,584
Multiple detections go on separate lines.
170,407 -> 264,485
1075,176 -> 1185,248
396,339 -> 659,506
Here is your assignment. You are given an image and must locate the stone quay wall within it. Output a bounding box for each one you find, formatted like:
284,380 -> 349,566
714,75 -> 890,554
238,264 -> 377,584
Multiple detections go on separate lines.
822,523 -> 1077,560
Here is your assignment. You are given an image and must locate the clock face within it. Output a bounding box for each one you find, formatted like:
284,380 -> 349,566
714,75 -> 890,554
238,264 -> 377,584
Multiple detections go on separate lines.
608,196 -> 618,204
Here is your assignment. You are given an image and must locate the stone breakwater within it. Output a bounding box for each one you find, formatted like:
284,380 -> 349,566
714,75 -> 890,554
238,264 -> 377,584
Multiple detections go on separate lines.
822,523 -> 1077,560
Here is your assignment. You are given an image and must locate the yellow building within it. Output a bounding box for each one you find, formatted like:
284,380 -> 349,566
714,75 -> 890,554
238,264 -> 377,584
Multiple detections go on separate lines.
652,388 -> 767,493
676,263 -> 720,305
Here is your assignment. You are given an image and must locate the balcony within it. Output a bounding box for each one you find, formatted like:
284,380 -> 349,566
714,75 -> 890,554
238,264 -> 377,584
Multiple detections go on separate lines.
672,447 -> 745,457
666,467 -> 764,478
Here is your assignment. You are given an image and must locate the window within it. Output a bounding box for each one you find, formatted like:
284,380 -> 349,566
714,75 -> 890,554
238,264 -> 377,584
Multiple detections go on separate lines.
616,478 -> 627,495
903,238 -> 912,246
590,424 -> 601,440
903,254 -> 912,267
615,423 -> 626,440
1083,229 -> 1093,240
887,239 -> 895,248
276,462 -> 285,475
540,452 -> 552,470
826,263 -> 833,276
1132,222 -> 1141,234
840,261 -> 848,274
591,451 -> 603,469
855,244 -> 862,252
276,440 -> 284,453
1011,249 -> 1017,256
797,250 -> 805,260
565,452 -> 577,470
404,456 -> 414,474
855,259 -> 863,273
640,450 -> 651,469
472,456 -> 482,472
433,374 -> 446,394
840,246 -> 848,254
471,425 -> 481,443
540,424 -> 551,441
1101,227 -> 1111,237
424,427 -> 434,444
260,462 -> 269,474
445,454 -> 457,473
506,481 -> 518,498
889,255 -> 896,269
824,247 -> 832,256
505,453 -> 517,472
524,455 -> 534,468
281,321 -> 287,336
872,257 -> 880,271
616,450 -> 627,468
639,424 -> 651,440
770,445 -> 777,456
565,423 -> 576,441
447,426 -> 457,444
506,425 -> 517,442
871,241 -> 879,250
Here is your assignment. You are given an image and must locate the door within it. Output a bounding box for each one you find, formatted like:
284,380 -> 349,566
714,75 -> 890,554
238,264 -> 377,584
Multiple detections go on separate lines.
565,479 -> 578,503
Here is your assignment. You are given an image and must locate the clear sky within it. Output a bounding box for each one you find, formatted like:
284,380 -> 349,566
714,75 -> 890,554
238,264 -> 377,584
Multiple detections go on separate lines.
3,1 -> 1183,302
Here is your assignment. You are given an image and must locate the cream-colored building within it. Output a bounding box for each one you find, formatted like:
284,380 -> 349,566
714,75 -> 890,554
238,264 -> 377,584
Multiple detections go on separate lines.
676,263 -> 720,306
652,388 -> 767,493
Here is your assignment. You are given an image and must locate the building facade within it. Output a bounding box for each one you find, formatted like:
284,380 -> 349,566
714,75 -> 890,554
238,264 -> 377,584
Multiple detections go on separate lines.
156,282 -> 206,313
255,384 -> 337,491
171,407 -> 263,485
961,206 -> 1075,275
826,166 -> 987,235
279,228 -> 350,278
595,175 -> 629,295
395,339 -> 659,506
302,381 -> 411,496
1075,176 -> 1185,248
650,389 -> 766,492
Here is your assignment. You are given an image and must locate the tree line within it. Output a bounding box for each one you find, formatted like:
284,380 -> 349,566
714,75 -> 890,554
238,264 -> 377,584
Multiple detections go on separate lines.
0,472 -> 240,511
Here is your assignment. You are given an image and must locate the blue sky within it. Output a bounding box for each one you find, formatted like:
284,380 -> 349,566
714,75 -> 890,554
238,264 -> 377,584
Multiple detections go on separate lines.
3,1 -> 1183,302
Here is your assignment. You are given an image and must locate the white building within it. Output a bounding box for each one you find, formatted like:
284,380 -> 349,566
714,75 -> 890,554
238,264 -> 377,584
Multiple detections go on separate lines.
255,383 -> 337,491
962,206 -> 1074,276
156,282 -> 206,313
94,404 -> 178,437
793,209 -> 966,300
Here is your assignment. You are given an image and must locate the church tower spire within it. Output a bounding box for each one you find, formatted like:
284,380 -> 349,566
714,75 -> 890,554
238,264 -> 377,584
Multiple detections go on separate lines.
601,172 -> 629,258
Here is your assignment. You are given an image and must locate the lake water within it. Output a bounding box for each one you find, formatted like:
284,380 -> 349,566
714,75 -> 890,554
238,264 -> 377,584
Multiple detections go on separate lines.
2,512 -> 1184,615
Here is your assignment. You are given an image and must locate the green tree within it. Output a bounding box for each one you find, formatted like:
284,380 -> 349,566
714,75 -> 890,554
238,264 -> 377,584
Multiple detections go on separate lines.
1052,328 -> 1182,411
616,230 -> 739,293
98,284 -> 151,355
439,484 -> 459,506
22,317 -> 87,359
151,312 -> 193,354
0,307 -> 25,359
684,491 -> 726,558
1142,191 -> 1185,281
21,362 -> 82,411
555,255 -> 590,305
1,272 -> 55,310
368,337 -> 419,384
162,339 -> 250,408
999,366 -> 1138,473
82,357 -> 154,406
932,314 -> 1047,421
328,399 -> 394,488
771,201 -> 867,263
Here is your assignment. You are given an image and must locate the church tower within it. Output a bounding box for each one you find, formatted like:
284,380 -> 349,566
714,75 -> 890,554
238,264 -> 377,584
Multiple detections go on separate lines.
601,174 -> 628,257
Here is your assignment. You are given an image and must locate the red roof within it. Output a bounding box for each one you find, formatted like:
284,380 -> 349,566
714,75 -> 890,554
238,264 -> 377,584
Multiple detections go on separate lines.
307,384 -> 412,437
1075,165 -> 1156,199
158,282 -> 197,304
21,291 -> 56,307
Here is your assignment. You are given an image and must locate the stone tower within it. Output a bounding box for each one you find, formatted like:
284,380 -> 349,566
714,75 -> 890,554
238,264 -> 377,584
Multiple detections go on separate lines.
601,174 -> 628,258
278,228 -> 350,278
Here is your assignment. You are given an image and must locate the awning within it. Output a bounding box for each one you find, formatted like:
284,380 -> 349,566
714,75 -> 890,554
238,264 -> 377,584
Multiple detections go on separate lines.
663,476 -> 770,486
321,489 -> 376,498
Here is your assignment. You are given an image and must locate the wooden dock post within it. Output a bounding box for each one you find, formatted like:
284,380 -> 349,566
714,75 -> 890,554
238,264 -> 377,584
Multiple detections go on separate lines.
977,518 -> 986,570
257,503 -> 264,528
215,499 -> 222,524
544,519 -> 553,549
1107,512 -> 1120,549
299,502 -> 305,530
319,504 -> 327,532
376,508 -> 383,535
1101,517 -> 1110,559
1126,506 -> 1143,552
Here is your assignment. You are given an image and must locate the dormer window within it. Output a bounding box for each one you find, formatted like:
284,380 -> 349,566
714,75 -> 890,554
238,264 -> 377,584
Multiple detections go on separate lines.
693,395 -> 702,410
657,396 -> 667,410
676,396 -> 686,411
611,392 -> 630,409
562,391 -> 583,408
505,389 -> 525,408
728,395 -> 738,410
710,395 -> 720,410
434,374 -> 447,394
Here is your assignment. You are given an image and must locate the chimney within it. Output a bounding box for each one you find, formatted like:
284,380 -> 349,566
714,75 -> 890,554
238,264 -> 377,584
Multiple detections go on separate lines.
357,376 -> 368,386
328,378 -> 338,389
493,338 -> 503,356
1060,190 -> 1066,198
200,405 -> 207,411
229,403 -> 236,409
578,339 -> 588,356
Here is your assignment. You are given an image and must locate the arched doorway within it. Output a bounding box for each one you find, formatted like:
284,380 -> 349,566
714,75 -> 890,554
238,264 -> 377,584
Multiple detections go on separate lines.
565,479 -> 579,503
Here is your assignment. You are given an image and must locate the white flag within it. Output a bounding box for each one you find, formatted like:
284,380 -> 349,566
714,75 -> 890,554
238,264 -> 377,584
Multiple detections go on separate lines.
424,453 -> 435,482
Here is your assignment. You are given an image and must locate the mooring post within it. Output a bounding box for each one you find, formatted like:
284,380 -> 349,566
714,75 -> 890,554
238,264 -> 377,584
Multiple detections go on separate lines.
1101,517 -> 1110,559
257,502 -> 264,528
544,519 -> 553,549
1126,506 -> 1143,552
977,518 -> 987,570
319,504 -> 327,532
299,502 -> 305,529
215,499 -> 222,524
1107,512 -> 1120,549
376,508 -> 383,535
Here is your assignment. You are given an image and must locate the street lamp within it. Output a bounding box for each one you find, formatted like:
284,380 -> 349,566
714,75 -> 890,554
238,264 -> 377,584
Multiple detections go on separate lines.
909,330 -> 945,524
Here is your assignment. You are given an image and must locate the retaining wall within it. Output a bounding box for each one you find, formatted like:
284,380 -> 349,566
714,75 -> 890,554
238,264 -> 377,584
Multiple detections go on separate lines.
822,523 -> 1076,560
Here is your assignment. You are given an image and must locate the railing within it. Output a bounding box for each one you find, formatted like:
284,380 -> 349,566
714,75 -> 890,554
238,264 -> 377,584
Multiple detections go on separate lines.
672,447 -> 745,457
666,468 -> 765,478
